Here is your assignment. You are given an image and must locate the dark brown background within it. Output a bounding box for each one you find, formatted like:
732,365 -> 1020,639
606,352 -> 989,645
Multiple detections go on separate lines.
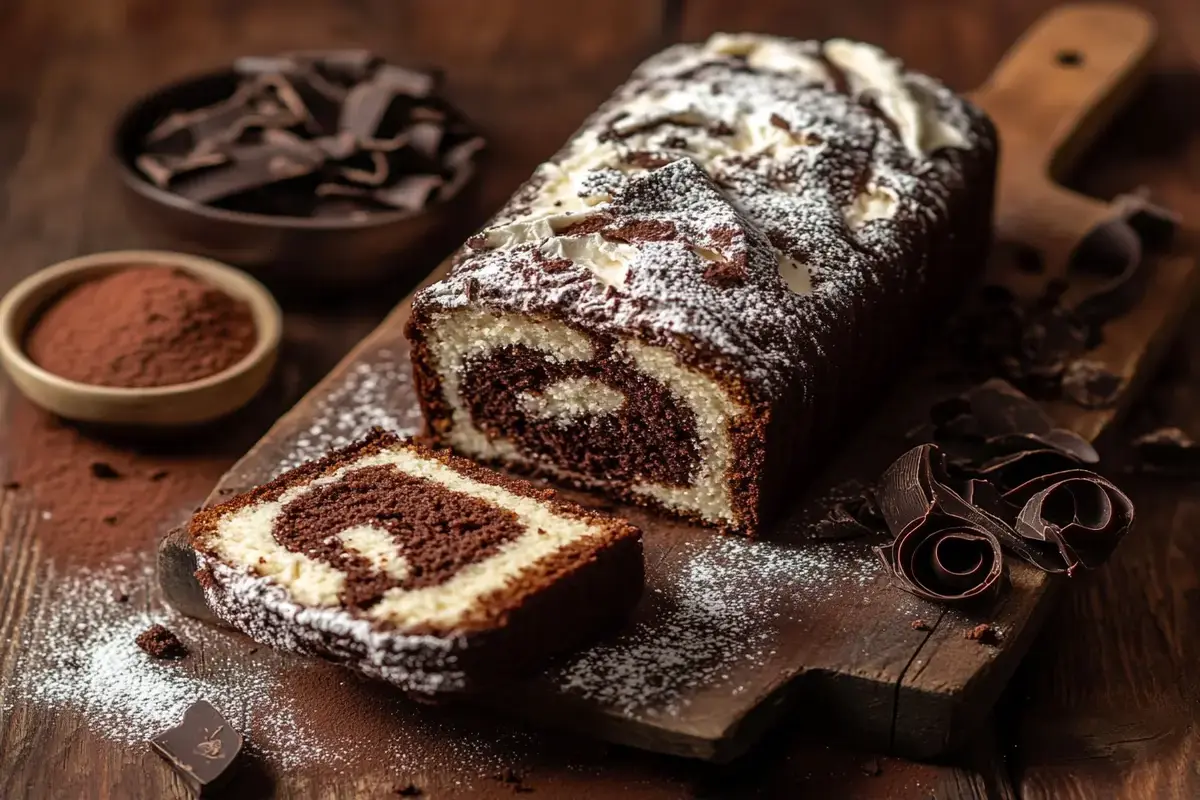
2,0 -> 1200,797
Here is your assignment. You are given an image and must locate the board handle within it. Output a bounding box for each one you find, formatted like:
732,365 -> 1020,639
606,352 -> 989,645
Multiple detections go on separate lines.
970,3 -> 1158,275
971,3 -> 1156,179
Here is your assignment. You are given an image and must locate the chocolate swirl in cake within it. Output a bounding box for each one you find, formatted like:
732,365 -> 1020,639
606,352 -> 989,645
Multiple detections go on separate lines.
189,430 -> 644,695
272,464 -> 525,609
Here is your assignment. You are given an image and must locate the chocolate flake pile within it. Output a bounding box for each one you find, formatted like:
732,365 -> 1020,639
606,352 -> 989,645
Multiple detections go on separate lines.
948,191 -> 1177,404
871,380 -> 1134,605
135,50 -> 484,219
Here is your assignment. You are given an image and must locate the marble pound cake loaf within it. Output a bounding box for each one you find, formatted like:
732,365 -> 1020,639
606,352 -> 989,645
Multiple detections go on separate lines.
189,429 -> 643,696
406,34 -> 998,535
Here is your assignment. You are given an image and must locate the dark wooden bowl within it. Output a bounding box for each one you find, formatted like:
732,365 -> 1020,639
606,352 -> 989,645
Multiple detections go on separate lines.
112,69 -> 471,289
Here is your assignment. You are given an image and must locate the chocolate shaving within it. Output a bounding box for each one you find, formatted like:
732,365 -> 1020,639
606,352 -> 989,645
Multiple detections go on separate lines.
376,174 -> 445,212
811,480 -> 886,540
926,379 -> 1098,465
135,51 -> 481,219
1069,191 -> 1178,325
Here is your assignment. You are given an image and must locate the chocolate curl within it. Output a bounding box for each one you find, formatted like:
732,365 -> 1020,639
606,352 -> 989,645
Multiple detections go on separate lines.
1002,469 -> 1135,575
1069,191 -> 1178,325
876,515 -> 1005,605
875,445 -> 1007,604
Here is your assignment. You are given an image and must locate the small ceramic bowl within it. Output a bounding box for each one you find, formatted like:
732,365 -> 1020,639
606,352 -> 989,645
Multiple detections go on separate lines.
111,67 -> 472,288
0,250 -> 282,427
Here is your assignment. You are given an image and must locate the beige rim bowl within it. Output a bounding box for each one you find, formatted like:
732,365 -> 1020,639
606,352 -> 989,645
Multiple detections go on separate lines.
0,250 -> 283,427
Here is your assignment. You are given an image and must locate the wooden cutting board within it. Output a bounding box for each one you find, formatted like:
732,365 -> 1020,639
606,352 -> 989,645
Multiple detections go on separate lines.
160,3 -> 1198,763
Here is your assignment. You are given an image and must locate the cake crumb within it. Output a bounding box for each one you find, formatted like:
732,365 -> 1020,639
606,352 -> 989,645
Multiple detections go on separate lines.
911,619 -> 930,631
964,623 -> 1000,645
135,624 -> 188,659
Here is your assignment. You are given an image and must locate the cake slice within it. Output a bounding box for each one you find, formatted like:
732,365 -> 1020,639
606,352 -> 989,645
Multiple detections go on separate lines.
188,429 -> 643,696
405,34 -> 997,535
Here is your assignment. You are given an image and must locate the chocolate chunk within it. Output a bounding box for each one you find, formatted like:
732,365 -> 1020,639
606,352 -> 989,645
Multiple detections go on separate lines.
1062,359 -> 1124,409
145,80 -> 268,153
1133,426 -> 1200,475
394,784 -> 424,797
339,150 -> 391,186
136,624 -> 188,659
438,136 -> 486,201
975,448 -> 1080,491
812,480 -> 886,540
150,700 -> 243,795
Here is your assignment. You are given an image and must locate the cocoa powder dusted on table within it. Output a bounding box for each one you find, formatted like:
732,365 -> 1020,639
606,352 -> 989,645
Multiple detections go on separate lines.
6,400 -> 231,565
25,266 -> 257,388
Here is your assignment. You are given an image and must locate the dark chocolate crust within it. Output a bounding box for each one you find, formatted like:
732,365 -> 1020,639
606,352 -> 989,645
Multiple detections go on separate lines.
404,36 -> 999,536
189,429 -> 645,696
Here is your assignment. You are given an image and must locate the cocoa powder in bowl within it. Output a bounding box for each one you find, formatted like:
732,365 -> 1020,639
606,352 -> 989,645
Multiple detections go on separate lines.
25,265 -> 257,388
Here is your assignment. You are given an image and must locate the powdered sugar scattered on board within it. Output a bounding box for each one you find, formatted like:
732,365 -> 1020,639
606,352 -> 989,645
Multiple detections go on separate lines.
272,347 -> 422,475
3,552 -> 530,774
552,534 -> 887,715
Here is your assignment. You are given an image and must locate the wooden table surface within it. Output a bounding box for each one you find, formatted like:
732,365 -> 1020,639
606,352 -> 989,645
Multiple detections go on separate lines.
2,0 -> 1200,797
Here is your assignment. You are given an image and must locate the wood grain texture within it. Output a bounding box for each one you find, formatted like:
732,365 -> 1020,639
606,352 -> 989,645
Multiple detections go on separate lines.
3,0 -> 1200,798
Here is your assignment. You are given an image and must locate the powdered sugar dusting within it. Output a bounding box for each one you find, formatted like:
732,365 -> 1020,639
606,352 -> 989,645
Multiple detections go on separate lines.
415,33 -> 994,394
3,552 -> 533,774
552,535 -> 886,715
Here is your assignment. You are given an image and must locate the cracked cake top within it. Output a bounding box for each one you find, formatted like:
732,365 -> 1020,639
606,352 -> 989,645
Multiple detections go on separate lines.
412,34 -> 996,398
